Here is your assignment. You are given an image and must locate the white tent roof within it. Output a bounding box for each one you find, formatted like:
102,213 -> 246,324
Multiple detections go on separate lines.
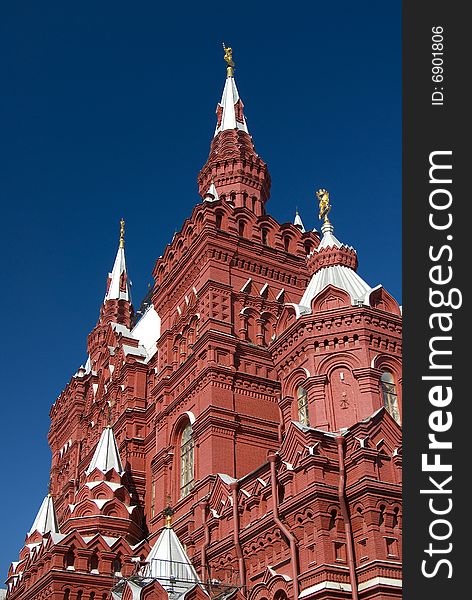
143,526 -> 204,598
28,494 -> 59,536
85,427 -> 124,476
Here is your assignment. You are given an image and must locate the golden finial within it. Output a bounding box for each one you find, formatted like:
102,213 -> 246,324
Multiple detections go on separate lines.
119,218 -> 125,248
222,42 -> 235,77
316,189 -> 332,224
163,499 -> 174,529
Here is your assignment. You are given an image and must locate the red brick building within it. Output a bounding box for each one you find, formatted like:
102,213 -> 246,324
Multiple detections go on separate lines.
6,49 -> 402,600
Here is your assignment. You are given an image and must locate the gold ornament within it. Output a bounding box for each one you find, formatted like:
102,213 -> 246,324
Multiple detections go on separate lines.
223,43 -> 235,77
316,189 -> 331,223
119,218 -> 125,248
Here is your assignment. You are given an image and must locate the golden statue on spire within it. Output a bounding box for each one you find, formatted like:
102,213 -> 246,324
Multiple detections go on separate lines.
223,43 -> 235,77
119,218 -> 125,248
316,188 -> 332,223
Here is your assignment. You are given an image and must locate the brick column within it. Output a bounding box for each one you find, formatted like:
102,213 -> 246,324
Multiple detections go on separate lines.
353,367 -> 383,416
304,374 -> 329,430
279,395 -> 294,428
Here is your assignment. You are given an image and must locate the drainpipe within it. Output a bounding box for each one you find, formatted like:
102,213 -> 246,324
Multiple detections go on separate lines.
336,436 -> 359,600
200,500 -> 210,583
268,454 -> 299,600
230,482 -> 247,590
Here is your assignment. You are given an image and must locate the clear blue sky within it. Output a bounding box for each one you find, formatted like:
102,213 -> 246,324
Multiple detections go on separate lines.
0,1 -> 401,581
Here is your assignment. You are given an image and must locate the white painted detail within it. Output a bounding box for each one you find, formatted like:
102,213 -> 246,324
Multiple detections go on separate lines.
299,581 -> 352,597
240,278 -> 252,293
357,577 -> 402,591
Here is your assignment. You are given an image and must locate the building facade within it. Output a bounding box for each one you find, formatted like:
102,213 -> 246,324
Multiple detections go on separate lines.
6,48 -> 402,600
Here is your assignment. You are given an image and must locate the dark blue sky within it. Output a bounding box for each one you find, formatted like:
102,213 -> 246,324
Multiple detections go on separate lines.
0,1 -> 401,580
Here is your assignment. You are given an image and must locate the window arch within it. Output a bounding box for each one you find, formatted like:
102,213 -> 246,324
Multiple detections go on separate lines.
180,423 -> 194,498
381,371 -> 401,424
297,385 -> 310,426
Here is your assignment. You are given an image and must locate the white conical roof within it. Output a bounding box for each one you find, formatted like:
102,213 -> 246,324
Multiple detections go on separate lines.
294,211 -> 305,232
105,245 -> 131,303
299,220 -> 372,308
85,427 -> 124,476
28,495 -> 59,536
214,76 -> 249,136
143,526 -> 204,598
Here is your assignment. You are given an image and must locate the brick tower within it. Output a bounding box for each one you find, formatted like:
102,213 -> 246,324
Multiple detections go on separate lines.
5,47 -> 402,600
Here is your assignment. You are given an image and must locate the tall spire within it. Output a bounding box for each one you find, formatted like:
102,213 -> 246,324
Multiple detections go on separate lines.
28,494 -> 59,536
105,219 -> 131,303
197,45 -> 271,214
85,426 -> 124,476
214,44 -> 249,136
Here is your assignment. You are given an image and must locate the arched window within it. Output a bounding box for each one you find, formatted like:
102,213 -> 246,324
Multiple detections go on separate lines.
180,423 -> 194,498
380,372 -> 401,424
261,228 -> 269,246
238,220 -> 246,237
297,385 -> 310,426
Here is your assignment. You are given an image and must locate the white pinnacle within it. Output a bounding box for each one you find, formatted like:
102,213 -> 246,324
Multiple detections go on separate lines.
294,211 -> 306,232
214,76 -> 249,137
28,494 -> 59,536
204,181 -> 219,202
105,244 -> 130,303
85,427 -> 124,476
